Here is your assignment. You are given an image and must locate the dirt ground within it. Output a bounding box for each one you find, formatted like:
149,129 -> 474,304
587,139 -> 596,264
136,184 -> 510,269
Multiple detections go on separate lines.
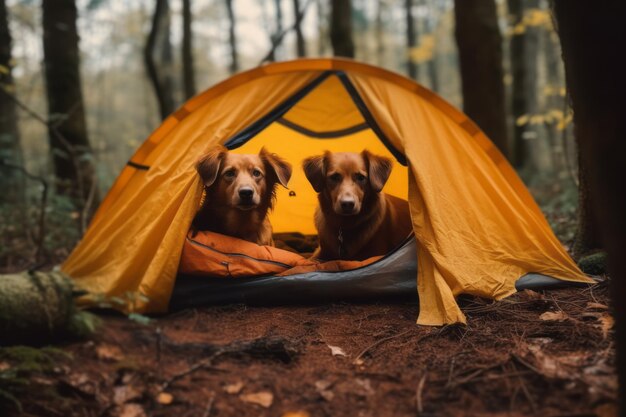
2,277 -> 617,417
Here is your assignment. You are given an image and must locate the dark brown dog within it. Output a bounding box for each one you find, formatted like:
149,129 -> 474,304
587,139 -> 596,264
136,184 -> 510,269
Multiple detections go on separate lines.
192,145 -> 292,246
302,150 -> 412,261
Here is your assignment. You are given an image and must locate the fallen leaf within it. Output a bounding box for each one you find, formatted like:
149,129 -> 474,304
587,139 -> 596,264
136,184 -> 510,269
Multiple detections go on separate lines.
0,361 -> 11,372
117,404 -> 147,417
539,311 -> 568,321
353,358 -> 364,366
240,391 -> 274,408
113,385 -> 142,405
587,302 -> 609,310
224,381 -> 244,394
599,315 -> 615,339
315,380 -> 334,401
63,372 -> 96,396
96,344 -> 124,361
282,412 -> 310,417
156,392 -> 174,405
327,344 -> 347,357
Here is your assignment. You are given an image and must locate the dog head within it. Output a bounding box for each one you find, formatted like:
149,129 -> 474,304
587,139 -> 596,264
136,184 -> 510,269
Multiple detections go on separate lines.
196,146 -> 292,211
302,150 -> 392,216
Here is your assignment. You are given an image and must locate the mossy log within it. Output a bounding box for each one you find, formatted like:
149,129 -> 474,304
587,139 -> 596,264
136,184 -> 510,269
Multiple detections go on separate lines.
0,271 -> 92,345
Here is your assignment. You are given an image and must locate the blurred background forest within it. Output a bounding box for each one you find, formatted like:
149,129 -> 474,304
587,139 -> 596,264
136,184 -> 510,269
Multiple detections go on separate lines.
0,0 -> 582,270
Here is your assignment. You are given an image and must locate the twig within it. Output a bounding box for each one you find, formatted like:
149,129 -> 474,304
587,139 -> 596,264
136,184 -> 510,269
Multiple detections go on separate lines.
161,349 -> 226,391
415,373 -> 427,415
201,392 -> 215,417
258,0 -> 317,65
353,329 -> 414,364
0,158 -> 48,265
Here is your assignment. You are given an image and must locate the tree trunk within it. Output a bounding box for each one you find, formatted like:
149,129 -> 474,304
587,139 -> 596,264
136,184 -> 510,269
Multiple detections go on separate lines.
424,0 -> 440,92
454,0 -> 510,157
572,152 -> 602,259
317,0 -> 327,56
182,0 -> 196,100
144,0 -> 176,120
267,0 -> 283,62
375,0 -> 385,66
293,0 -> 306,57
330,0 -> 354,58
0,0 -> 24,205
225,0 -> 239,73
552,2 -> 626,414
42,0 -> 96,205
405,0 -> 418,79
508,0 -> 539,169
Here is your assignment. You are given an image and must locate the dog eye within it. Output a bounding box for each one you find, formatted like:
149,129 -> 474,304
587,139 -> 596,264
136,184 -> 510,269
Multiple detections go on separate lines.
252,169 -> 262,178
355,173 -> 367,182
224,170 -> 236,178
329,173 -> 342,182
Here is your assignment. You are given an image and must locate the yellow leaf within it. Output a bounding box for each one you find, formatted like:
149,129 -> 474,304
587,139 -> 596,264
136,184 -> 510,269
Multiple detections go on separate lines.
282,412 -> 310,417
516,114 -> 530,126
530,115 -> 545,125
157,392 -> 174,405
539,310 -> 568,321
0,65 -> 9,75
586,302 -> 609,310
599,314 -> 614,339
240,391 -> 274,408
224,381 -> 244,394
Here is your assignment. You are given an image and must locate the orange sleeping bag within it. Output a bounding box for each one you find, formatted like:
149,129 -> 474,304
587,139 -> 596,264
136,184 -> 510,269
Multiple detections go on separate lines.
179,231 -> 382,278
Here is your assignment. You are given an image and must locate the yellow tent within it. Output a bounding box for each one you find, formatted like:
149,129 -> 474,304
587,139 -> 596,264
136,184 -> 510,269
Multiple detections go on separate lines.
62,58 -> 592,325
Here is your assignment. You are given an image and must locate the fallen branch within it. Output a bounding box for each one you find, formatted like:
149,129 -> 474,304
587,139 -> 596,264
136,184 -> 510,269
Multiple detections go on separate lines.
353,329 -> 425,365
159,336 -> 299,391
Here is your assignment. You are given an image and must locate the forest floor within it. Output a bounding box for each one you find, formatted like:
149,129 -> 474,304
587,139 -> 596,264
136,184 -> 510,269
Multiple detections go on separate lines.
2,279 -> 617,417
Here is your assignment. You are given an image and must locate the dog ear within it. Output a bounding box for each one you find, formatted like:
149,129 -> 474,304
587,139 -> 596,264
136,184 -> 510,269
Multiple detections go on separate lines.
302,153 -> 326,193
260,147 -> 292,188
362,150 -> 392,193
196,145 -> 227,187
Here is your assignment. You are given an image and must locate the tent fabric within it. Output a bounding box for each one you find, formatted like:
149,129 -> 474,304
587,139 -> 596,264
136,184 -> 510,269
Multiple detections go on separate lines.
61,58 -> 593,324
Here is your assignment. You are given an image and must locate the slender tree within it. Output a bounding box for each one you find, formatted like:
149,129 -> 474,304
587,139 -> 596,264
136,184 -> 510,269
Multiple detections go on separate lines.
552,2 -> 626,415
225,0 -> 239,73
317,0 -> 328,55
375,0 -> 385,65
293,0 -> 306,57
454,0 -> 510,157
330,0 -> 354,58
0,0 -> 24,205
144,0 -> 176,120
42,0 -> 96,204
508,0 -> 539,169
405,0 -> 418,79
182,0 -> 196,99
424,0 -> 440,92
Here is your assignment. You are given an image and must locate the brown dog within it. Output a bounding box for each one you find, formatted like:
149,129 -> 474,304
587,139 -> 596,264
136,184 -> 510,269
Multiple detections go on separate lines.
303,150 -> 412,261
192,145 -> 292,246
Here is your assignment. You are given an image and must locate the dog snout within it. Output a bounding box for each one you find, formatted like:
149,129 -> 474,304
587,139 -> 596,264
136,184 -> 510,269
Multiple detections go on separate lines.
238,187 -> 254,201
340,199 -> 355,212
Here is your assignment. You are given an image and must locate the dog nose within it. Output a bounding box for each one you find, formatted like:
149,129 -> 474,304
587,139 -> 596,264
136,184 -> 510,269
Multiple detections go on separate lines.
239,188 -> 254,200
341,200 -> 355,212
